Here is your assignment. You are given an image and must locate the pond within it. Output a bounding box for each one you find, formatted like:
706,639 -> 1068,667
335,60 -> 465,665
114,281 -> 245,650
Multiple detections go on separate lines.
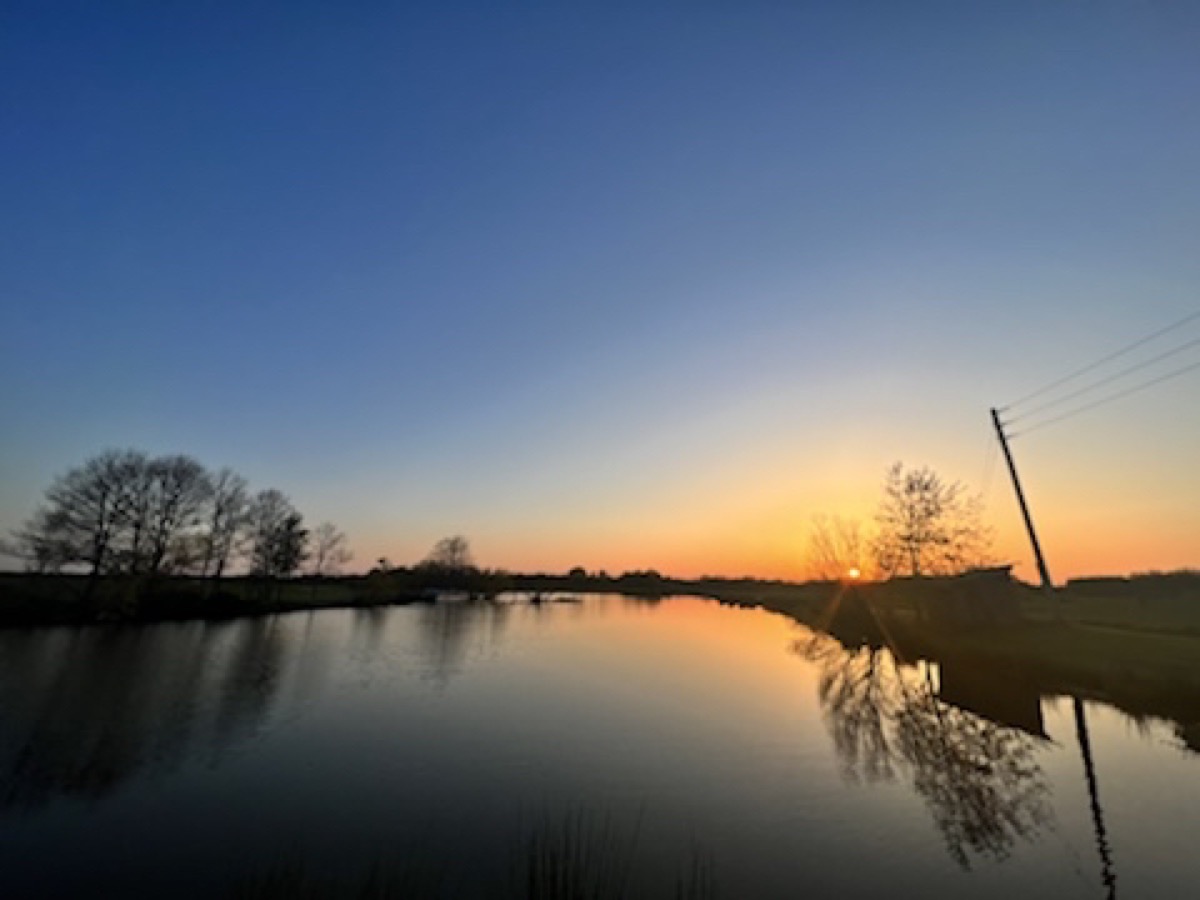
1,594 -> 1197,897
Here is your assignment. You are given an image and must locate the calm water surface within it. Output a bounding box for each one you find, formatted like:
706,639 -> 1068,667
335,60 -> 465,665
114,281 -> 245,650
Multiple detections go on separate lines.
1,595 -> 1197,897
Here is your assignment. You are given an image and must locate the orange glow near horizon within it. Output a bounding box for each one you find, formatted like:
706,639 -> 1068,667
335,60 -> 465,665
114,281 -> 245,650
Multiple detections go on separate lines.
344,428 -> 1198,584
350,494 -> 1198,584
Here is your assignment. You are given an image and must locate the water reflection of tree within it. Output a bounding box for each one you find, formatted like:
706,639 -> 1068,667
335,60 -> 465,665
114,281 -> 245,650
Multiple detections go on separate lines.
0,619 -> 296,812
807,639 -> 901,784
893,688 -> 1049,868
799,634 -> 1051,869
412,600 -> 514,687
0,627 -> 202,809
212,617 -> 285,754
350,606 -> 391,657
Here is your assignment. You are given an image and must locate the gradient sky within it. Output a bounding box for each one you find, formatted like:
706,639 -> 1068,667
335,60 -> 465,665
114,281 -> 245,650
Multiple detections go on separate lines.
3,2 -> 1199,581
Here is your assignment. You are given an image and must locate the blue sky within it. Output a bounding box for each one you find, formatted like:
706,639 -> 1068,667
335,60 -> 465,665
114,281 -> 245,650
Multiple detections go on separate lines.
3,2 -> 1199,578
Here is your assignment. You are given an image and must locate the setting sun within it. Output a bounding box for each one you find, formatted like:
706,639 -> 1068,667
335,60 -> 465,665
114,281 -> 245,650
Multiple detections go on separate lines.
848,568 -> 861,580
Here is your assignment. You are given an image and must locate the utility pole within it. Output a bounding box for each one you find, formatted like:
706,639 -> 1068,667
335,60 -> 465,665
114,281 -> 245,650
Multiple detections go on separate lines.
990,408 -> 1054,589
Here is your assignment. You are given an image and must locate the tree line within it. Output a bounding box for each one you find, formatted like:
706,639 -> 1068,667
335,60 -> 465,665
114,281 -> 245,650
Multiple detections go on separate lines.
5,451 -> 996,613
6,449 -> 351,593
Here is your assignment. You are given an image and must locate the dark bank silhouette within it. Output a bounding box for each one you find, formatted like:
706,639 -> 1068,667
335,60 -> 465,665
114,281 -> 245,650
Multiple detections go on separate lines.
1,449 -> 349,624
714,571 -> 1200,749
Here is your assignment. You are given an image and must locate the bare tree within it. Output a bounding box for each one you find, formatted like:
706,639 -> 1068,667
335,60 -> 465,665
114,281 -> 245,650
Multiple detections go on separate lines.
16,450 -> 213,581
11,450 -> 326,610
309,522 -> 352,578
805,514 -> 873,581
144,455 -> 210,575
15,450 -> 145,593
874,463 -> 992,578
68,451 -> 211,578
107,450 -> 155,574
5,509 -> 76,574
246,490 -> 309,579
423,535 -> 474,571
198,468 -> 249,581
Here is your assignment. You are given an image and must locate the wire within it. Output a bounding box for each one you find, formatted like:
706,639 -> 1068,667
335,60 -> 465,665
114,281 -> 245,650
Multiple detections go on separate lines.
1008,336 -> 1200,423
1001,309 -> 1200,412
1012,357 -> 1200,438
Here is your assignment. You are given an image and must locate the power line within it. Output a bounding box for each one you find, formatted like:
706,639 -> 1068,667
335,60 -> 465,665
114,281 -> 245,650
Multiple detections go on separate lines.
1012,357 -> 1200,438
1001,309 -> 1200,412
1008,336 -> 1200,423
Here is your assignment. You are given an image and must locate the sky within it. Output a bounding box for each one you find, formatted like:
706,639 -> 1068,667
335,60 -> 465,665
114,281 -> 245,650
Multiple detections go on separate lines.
2,2 -> 1199,581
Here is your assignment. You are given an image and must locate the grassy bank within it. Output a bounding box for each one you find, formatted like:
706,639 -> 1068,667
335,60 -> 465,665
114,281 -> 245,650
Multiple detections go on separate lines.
705,570 -> 1200,638
0,572 -> 372,628
3,568 -> 1198,640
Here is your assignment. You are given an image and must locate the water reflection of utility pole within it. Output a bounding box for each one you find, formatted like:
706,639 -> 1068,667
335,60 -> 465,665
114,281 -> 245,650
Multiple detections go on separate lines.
1074,698 -> 1117,899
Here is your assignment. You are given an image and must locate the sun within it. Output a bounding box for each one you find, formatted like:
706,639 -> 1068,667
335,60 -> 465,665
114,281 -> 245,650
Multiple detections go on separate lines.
847,567 -> 861,580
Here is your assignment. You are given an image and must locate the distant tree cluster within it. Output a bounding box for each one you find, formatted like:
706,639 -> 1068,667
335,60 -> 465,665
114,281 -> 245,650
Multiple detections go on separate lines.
422,535 -> 474,571
361,535 -> 698,603
8,449 -> 351,585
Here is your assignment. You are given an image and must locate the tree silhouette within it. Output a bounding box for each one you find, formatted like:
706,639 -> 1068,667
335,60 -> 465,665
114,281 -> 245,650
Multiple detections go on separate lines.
198,468 -> 249,581
247,490 -> 309,579
805,514 -> 873,581
14,449 -> 139,579
874,462 -> 992,577
11,450 -> 211,589
137,454 -> 210,576
309,522 -> 353,578
7,450 -> 347,617
423,535 -> 474,571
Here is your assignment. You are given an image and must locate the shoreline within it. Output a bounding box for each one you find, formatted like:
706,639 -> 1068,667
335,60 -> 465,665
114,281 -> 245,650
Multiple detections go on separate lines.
4,569 -> 1199,634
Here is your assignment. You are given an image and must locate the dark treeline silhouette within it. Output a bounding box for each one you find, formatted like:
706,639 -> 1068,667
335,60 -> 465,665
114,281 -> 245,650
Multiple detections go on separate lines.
1,449 -> 350,624
361,550 -> 798,606
3,450 -> 1198,639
